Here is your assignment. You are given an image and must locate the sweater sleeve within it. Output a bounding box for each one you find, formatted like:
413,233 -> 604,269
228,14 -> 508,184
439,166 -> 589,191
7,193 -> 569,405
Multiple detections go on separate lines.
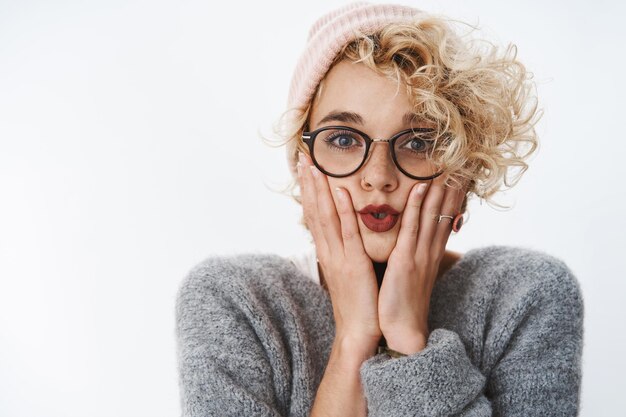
175,259 -> 286,417
359,260 -> 584,417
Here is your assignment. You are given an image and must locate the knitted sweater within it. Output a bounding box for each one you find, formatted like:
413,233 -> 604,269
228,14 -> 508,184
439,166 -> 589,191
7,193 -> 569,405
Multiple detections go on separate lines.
175,245 -> 584,416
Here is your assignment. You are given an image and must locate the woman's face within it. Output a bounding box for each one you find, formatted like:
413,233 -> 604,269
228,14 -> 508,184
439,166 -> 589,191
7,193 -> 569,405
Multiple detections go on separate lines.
307,60 -> 437,263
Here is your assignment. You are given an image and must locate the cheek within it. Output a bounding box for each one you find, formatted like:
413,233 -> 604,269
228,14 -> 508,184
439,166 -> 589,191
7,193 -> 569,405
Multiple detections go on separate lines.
326,177 -> 418,212
326,177 -> 360,206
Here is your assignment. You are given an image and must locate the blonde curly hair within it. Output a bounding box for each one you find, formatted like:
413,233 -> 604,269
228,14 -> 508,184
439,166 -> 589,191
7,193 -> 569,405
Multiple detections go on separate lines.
270,15 -> 540,213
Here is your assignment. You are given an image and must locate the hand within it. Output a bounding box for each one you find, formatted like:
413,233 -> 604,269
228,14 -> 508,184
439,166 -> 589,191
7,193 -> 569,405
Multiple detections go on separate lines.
298,152 -> 381,354
378,174 -> 466,354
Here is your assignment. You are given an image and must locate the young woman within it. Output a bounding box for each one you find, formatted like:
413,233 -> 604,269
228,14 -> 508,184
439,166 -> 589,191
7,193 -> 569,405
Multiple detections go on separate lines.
176,2 -> 584,416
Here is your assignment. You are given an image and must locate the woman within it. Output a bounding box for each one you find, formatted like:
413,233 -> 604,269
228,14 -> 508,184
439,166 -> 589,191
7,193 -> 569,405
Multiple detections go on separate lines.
176,2 -> 584,416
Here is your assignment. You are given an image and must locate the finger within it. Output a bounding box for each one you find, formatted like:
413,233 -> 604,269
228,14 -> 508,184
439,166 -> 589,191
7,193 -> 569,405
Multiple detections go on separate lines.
334,187 -> 367,257
415,174 -> 447,257
394,182 -> 430,254
432,182 -> 465,256
309,163 -> 344,255
298,154 -> 329,259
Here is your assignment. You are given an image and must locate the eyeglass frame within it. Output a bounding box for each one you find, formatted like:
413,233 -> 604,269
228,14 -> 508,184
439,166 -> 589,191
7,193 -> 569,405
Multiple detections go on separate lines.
301,125 -> 446,181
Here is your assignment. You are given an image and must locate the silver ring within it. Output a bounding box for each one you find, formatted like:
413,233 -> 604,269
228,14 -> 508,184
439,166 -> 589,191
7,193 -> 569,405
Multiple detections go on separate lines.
436,214 -> 454,223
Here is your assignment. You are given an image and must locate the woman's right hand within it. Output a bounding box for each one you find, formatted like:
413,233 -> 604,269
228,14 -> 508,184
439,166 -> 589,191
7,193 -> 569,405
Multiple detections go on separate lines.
298,152 -> 381,355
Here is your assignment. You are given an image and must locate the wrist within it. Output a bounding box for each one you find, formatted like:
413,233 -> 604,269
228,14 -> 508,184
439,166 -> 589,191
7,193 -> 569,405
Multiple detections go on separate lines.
331,333 -> 378,368
383,330 -> 428,355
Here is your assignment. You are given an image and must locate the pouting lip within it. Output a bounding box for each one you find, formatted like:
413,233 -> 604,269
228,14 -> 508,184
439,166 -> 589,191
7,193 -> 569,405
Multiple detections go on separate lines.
358,211 -> 400,233
357,204 -> 400,216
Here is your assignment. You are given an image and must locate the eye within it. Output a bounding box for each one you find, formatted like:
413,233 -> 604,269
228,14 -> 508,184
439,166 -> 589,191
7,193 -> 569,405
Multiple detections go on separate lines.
334,134 -> 356,148
408,138 -> 427,151
397,130 -> 436,154
322,129 -> 365,151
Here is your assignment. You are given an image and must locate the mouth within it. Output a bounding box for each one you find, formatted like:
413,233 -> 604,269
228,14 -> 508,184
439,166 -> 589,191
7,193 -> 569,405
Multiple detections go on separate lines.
357,204 -> 400,233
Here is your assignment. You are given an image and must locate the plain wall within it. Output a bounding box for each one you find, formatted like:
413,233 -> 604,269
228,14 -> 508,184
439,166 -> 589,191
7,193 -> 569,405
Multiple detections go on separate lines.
0,0 -> 624,416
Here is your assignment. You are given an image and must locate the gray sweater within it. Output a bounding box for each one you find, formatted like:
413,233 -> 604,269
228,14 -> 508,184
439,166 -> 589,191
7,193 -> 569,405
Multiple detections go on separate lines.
175,245 -> 584,416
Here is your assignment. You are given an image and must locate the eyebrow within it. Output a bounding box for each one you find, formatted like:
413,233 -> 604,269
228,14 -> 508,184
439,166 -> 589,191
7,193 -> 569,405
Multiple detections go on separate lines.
317,110 -> 418,126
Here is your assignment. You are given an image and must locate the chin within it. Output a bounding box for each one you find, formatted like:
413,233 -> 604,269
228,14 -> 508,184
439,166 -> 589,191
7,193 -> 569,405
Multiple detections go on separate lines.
362,233 -> 397,263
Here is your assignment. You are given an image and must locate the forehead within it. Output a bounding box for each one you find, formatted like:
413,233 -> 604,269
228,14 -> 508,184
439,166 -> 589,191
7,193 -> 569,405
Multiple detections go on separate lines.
309,60 -> 414,129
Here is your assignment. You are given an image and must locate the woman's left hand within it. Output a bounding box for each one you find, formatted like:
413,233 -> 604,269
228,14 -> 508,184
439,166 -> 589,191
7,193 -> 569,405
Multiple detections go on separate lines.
377,174 -> 465,354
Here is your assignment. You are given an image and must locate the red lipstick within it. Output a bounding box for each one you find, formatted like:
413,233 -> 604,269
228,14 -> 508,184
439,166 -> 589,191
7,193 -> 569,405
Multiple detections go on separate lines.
357,204 -> 400,233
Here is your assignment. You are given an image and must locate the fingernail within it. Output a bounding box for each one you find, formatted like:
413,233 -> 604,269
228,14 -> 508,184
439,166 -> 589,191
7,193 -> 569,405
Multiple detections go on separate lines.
296,162 -> 302,177
334,187 -> 345,202
416,183 -> 428,195
298,152 -> 306,164
309,165 -> 319,178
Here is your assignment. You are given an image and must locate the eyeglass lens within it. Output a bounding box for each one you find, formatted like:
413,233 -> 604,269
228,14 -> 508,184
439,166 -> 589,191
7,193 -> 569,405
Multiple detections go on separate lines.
311,127 -> 441,178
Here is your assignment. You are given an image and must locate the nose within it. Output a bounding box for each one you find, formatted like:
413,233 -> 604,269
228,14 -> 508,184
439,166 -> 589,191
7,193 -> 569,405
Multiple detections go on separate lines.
361,142 -> 399,192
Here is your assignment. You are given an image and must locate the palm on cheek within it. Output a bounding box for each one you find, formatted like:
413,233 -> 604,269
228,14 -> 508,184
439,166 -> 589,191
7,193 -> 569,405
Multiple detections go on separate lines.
298,153 -> 382,350
378,177 -> 464,354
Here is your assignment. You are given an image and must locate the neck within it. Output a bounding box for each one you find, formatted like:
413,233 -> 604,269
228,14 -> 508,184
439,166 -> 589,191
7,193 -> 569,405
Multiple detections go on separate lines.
373,261 -> 387,290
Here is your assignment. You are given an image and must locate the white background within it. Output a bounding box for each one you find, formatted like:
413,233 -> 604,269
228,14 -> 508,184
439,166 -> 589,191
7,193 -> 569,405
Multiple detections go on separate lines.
1,0 -> 624,416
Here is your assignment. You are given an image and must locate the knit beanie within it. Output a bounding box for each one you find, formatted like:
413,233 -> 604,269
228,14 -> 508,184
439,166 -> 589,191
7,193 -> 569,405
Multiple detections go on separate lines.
286,1 -> 424,112
284,2 -> 425,178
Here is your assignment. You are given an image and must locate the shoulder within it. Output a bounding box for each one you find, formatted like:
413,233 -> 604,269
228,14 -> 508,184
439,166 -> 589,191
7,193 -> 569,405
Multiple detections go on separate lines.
182,252 -> 292,284
432,245 -> 584,370
175,252 -> 334,358
176,252 -> 321,314
456,245 -> 584,312
464,245 -> 579,285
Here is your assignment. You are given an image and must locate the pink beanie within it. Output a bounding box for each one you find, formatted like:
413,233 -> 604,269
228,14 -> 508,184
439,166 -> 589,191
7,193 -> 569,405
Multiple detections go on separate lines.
286,1 -> 424,112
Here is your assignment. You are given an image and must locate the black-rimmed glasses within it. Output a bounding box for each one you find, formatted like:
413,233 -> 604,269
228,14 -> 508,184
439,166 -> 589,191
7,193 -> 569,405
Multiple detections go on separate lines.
301,126 -> 446,180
